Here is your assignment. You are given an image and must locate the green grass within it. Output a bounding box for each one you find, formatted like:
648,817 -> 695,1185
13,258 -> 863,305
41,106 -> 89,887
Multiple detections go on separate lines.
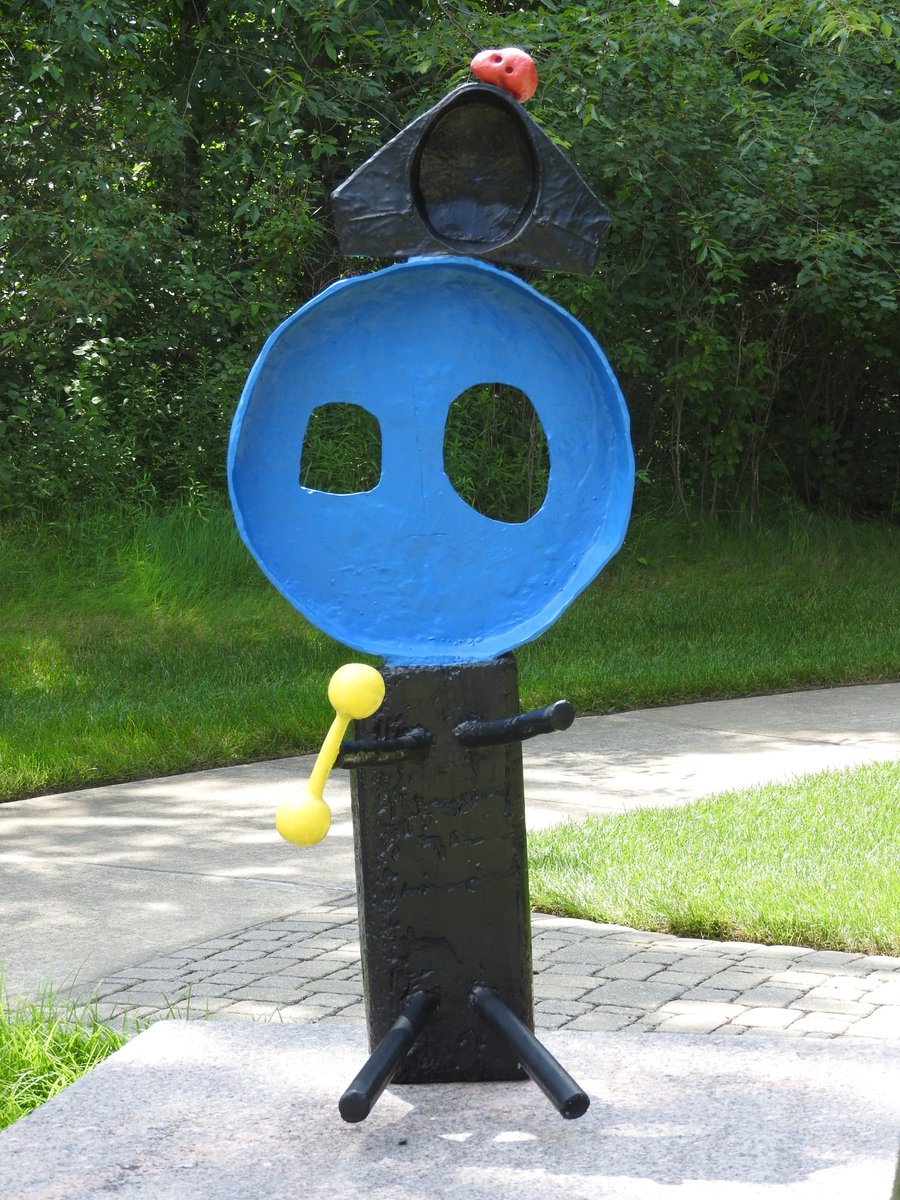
0,502 -> 356,800
520,504 -> 900,713
0,989 -> 127,1130
0,499 -> 897,801
528,761 -> 900,955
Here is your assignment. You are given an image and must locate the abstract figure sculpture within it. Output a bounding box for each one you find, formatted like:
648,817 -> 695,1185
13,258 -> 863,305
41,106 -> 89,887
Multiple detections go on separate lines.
228,50 -> 634,1123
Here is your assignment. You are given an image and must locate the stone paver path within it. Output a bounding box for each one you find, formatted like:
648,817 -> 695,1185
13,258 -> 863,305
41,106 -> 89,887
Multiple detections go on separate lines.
86,896 -> 900,1043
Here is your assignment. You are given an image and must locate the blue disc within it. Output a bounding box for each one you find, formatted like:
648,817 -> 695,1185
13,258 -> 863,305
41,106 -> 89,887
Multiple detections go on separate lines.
228,257 -> 634,665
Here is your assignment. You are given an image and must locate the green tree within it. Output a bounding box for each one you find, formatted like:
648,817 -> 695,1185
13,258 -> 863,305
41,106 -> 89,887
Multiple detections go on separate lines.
0,0 -> 423,509
503,0 -> 899,514
1,0 -> 897,516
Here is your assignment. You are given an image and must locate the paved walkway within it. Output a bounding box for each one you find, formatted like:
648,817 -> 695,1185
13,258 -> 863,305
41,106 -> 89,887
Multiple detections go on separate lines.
2,683 -> 898,1044
88,899 -> 900,1043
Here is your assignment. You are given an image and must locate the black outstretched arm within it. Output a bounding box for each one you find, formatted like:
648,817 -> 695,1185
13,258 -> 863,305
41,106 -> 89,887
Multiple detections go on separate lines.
454,699 -> 574,747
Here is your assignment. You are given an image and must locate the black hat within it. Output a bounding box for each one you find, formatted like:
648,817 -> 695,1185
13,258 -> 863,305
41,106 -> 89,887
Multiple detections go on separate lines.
331,83 -> 610,275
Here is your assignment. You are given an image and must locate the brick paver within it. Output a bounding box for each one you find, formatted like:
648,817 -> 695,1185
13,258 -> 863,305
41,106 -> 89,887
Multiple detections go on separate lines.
84,901 -> 900,1043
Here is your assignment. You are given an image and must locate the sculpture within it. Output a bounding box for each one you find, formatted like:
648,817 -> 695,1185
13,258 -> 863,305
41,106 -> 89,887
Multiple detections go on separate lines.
228,51 -> 634,1123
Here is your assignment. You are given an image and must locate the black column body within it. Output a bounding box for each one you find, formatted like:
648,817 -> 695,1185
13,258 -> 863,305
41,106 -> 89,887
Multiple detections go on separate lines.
349,654 -> 533,1083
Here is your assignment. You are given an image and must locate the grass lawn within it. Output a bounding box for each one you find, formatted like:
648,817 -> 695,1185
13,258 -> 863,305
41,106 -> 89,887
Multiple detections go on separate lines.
0,990 -> 126,1131
528,760 -> 900,955
1,499 -> 897,802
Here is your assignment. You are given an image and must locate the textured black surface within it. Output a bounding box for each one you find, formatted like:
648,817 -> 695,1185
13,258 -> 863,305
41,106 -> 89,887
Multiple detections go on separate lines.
331,84 -> 610,275
339,990 -> 434,1122
454,699 -> 575,747
415,93 -> 536,249
337,727 -> 433,769
471,986 -> 590,1119
350,655 -> 533,1083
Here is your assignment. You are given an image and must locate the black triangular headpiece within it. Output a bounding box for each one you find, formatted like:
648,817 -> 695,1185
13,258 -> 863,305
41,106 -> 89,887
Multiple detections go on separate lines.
331,83 -> 610,276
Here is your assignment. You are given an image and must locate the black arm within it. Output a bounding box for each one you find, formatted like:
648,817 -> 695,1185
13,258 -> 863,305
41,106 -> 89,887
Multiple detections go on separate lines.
336,726 -> 433,769
453,699 -> 574,748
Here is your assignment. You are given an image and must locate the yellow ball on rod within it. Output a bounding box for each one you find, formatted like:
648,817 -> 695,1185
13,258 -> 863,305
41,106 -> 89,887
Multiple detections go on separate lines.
275,791 -> 332,847
275,663 -> 385,847
327,663 -> 385,720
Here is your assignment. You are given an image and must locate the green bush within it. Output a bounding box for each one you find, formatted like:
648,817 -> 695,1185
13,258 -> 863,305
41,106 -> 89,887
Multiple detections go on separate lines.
2,2 -> 896,517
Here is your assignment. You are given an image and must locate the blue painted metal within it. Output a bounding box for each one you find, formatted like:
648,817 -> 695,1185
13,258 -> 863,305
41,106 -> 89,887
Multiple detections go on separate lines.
228,256 -> 634,665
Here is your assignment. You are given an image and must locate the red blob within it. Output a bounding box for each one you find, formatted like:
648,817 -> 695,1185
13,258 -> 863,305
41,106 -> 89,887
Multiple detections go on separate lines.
470,47 -> 538,103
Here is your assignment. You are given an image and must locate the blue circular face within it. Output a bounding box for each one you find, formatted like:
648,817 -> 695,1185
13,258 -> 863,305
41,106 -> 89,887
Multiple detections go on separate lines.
228,257 -> 634,665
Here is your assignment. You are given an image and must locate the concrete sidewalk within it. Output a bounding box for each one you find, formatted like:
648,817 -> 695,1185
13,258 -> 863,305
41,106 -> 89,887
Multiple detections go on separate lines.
1,682 -> 897,1030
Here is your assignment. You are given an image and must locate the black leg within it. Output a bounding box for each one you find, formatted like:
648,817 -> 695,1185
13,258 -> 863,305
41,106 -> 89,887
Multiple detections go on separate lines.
470,985 -> 590,1120
339,990 -> 435,1123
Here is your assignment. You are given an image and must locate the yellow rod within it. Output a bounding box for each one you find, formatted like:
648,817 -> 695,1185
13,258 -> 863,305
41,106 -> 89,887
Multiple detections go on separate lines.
307,712 -> 351,801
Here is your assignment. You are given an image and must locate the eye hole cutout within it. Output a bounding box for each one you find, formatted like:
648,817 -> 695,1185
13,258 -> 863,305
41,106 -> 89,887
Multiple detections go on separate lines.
300,403 -> 382,494
443,383 -> 549,524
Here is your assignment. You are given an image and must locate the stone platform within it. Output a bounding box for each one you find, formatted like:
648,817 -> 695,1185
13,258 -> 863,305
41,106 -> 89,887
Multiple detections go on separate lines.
1,1022 -> 897,1199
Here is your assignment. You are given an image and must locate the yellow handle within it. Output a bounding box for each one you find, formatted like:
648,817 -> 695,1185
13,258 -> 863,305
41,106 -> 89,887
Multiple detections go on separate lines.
275,664 -> 385,847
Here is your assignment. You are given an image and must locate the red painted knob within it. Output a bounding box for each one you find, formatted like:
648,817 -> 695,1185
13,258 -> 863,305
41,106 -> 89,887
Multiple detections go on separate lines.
470,47 -> 538,103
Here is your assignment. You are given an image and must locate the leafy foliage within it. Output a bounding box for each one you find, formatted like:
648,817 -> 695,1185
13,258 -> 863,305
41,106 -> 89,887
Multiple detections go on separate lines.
0,990 -> 126,1129
1,1 -> 897,516
300,402 -> 382,493
443,383 -> 550,522
0,0 -> 418,509
519,0 -> 900,515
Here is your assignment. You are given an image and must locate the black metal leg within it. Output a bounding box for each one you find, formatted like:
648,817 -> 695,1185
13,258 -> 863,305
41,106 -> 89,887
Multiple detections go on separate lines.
339,990 -> 435,1123
470,985 -> 590,1120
